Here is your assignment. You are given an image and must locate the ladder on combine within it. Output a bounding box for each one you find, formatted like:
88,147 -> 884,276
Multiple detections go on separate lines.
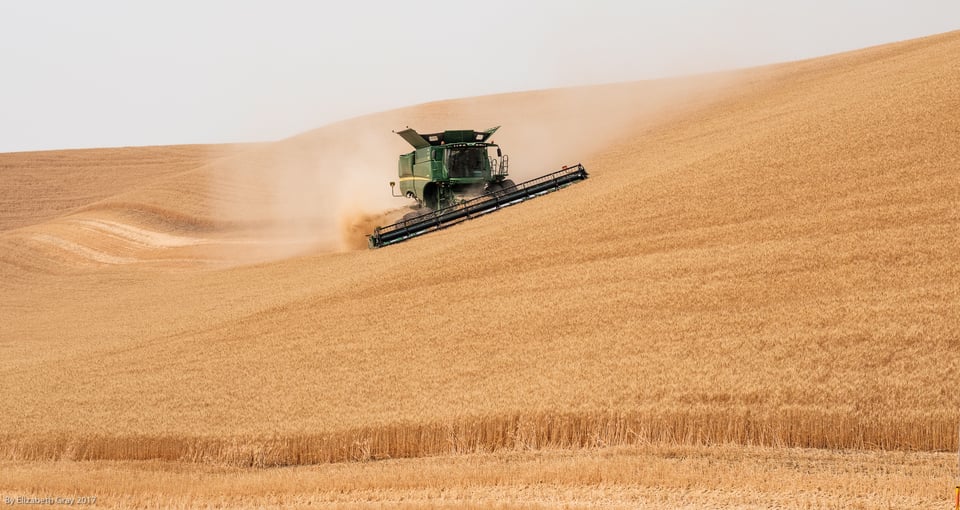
368,164 -> 588,248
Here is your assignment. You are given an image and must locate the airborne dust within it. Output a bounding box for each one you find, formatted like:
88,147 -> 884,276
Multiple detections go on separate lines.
207,72 -> 742,261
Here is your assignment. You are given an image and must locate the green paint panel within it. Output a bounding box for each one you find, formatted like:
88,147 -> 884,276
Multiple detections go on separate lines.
393,127 -> 506,210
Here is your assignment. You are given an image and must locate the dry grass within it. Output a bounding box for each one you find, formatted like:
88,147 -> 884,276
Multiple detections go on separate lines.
0,445 -> 953,509
1,30 -> 959,507
0,411 -> 955,467
0,144 -> 245,232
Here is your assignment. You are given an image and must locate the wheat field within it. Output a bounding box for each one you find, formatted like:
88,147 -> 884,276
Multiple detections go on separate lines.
2,445 -> 954,509
1,31 -> 959,508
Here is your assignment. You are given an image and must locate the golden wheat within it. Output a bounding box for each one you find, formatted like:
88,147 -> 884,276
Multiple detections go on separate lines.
0,30 -> 959,509
0,410 -> 955,466
0,445 -> 952,509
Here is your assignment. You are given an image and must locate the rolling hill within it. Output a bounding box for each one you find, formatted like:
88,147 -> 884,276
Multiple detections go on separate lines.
1,30 -> 958,509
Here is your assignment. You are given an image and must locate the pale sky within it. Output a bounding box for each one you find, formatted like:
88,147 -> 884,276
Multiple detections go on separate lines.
0,1 -> 957,153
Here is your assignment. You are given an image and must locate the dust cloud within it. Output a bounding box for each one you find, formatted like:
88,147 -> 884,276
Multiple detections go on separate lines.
205,120 -> 411,261
205,71 -> 745,262
432,72 -> 746,182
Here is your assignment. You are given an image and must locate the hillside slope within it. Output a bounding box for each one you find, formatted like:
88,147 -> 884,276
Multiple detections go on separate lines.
0,144 -> 244,232
0,31 -> 958,467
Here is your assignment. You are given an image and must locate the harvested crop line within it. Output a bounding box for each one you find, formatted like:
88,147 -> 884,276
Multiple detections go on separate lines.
30,233 -> 137,264
2,410 -> 955,467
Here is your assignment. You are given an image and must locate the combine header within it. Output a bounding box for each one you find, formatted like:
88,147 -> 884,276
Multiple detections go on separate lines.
368,126 -> 588,248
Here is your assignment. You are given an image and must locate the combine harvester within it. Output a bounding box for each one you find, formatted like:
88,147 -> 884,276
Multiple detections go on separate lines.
368,126 -> 588,248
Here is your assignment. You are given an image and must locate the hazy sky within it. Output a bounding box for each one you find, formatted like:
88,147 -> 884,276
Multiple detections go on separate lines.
0,1 -> 957,152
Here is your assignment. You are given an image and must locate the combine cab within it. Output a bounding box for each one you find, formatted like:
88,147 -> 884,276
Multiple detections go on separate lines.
368,126 -> 588,248
392,126 -> 511,210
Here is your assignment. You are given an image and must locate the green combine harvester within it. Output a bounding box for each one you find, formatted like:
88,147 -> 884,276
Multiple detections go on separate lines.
367,126 -> 588,248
